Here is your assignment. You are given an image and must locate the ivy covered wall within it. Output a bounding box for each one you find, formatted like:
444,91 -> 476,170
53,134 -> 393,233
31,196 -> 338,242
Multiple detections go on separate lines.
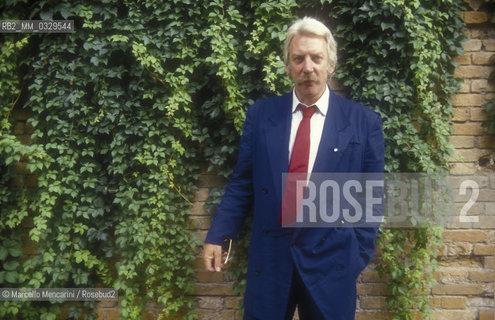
0,1 -> 467,319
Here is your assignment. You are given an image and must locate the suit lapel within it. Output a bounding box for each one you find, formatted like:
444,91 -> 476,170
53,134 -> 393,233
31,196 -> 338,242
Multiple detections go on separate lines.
312,90 -> 356,173
264,93 -> 292,201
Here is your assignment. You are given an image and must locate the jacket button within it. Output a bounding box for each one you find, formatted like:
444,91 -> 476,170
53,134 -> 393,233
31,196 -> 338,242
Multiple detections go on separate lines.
262,229 -> 268,235
291,242 -> 296,247
262,188 -> 268,194
255,270 -> 261,276
337,264 -> 344,270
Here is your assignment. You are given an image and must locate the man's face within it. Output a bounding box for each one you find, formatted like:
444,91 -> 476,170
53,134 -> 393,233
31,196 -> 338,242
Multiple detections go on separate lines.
286,33 -> 335,106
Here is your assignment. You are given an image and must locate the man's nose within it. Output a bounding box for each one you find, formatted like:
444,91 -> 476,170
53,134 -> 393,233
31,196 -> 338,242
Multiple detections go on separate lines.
302,56 -> 314,73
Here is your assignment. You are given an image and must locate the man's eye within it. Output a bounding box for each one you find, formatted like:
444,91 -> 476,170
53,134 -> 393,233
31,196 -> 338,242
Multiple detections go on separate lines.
313,56 -> 322,62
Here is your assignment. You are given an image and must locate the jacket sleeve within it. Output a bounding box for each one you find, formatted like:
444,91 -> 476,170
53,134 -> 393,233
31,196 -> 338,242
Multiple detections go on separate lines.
204,105 -> 257,245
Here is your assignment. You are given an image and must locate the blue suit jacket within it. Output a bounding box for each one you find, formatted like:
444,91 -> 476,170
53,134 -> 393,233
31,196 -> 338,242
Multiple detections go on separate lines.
205,89 -> 385,320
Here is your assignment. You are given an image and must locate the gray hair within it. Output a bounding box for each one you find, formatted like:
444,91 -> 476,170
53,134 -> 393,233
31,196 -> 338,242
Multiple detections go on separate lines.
283,17 -> 337,69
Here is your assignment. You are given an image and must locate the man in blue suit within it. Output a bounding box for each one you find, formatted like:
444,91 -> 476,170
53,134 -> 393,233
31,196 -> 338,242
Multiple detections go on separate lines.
203,17 -> 385,320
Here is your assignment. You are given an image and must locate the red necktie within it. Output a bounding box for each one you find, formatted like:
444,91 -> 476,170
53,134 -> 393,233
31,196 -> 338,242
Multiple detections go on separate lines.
281,104 -> 316,226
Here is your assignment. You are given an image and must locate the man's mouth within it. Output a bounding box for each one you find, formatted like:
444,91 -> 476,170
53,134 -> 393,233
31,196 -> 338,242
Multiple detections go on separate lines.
299,80 -> 318,86
298,77 -> 319,85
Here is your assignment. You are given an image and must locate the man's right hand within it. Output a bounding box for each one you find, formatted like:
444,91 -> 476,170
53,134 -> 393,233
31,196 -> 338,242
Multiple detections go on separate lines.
202,243 -> 223,272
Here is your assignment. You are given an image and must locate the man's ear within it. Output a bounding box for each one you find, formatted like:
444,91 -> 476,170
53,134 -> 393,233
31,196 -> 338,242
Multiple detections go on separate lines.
285,64 -> 291,75
328,63 -> 336,76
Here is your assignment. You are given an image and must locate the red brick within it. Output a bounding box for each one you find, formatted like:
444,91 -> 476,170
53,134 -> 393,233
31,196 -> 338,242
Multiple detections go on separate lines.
13,122 -> 24,135
443,230 -> 487,243
487,204 -> 495,217
187,216 -> 211,230
98,301 -> 118,308
469,270 -> 495,282
477,136 -> 495,148
473,244 -> 495,255
197,310 -> 235,320
432,296 -> 442,308
440,269 -> 469,282
441,296 -> 467,309
193,230 -> 208,243
483,39 -> 495,51
466,0 -> 484,11
95,309 -> 104,320
10,176 -> 23,188
432,284 -> 483,295
449,136 -> 475,148
22,237 -> 37,255
479,309 -> 495,320
472,52 -> 494,65
453,94 -> 482,107
447,243 -> 473,256
194,283 -> 234,296
358,270 -> 384,283
197,296 -> 224,310
24,175 -> 38,188
454,54 -> 471,65
477,216 -> 495,229
157,312 -> 183,320
225,297 -> 241,309
463,39 -> 482,52
462,11 -> 488,24
484,93 -> 495,103
14,162 -> 28,175
196,270 -> 225,282
453,202 -> 484,219
24,123 -> 34,134
142,310 -> 156,320
21,217 -> 34,228
193,188 -> 210,202
357,283 -> 390,296
17,135 -> 31,145
235,311 -> 243,320
360,296 -> 387,309
431,310 -> 477,320
485,256 -> 495,269
453,148 -> 488,162
436,243 -> 447,257
198,174 -> 226,188
472,79 -> 495,93
455,66 -> 491,78
477,189 -> 495,202
470,108 -> 488,121
105,309 -> 120,320
190,202 -> 208,215
355,311 -> 393,320
448,162 -> 477,175
452,108 -> 469,121
453,123 -> 484,135
458,79 -> 471,93
13,109 -> 31,121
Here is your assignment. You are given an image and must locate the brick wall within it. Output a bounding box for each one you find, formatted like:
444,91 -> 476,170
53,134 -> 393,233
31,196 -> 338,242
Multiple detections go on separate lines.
8,1 -> 494,319
434,2 -> 495,320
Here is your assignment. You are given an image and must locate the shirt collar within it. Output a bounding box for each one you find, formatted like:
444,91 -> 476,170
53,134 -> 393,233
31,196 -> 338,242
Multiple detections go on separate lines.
291,85 -> 330,116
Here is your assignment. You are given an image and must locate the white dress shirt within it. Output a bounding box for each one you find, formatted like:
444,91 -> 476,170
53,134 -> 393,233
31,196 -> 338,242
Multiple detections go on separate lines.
288,85 -> 329,175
